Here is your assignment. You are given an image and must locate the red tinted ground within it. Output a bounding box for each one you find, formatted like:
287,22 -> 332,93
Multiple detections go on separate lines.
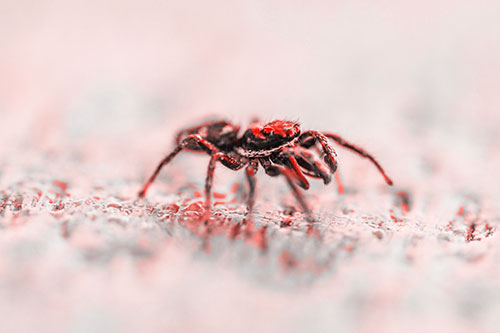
0,120 -> 499,332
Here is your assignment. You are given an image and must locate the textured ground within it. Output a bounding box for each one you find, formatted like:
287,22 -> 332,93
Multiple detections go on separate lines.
2,1 -> 500,332
1,117 -> 499,332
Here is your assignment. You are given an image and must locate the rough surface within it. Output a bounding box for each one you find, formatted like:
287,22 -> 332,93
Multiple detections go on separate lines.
1,1 -> 500,332
1,119 -> 499,332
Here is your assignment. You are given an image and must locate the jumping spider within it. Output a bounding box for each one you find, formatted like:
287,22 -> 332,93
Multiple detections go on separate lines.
138,119 -> 393,219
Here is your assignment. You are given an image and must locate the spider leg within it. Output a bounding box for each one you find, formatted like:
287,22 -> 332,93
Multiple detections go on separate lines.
138,146 -> 183,198
322,132 -> 393,186
298,131 -> 338,175
295,149 -> 344,194
272,152 -> 310,189
204,154 -> 218,209
245,159 -> 259,215
259,157 -> 313,221
279,146 -> 331,185
287,155 -> 310,189
205,152 -> 247,209
138,134 -> 218,198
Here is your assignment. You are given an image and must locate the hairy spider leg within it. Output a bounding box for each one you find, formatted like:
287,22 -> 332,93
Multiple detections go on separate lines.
272,152 -> 310,190
305,144 -> 336,186
323,132 -> 393,186
138,145 -> 183,198
286,156 -> 310,189
298,132 -> 346,194
279,146 -> 331,185
138,134 -> 242,199
298,131 -> 338,175
259,157 -> 313,221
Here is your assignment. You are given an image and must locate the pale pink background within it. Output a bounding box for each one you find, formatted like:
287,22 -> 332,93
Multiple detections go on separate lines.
2,1 -> 499,189
1,1 -> 500,332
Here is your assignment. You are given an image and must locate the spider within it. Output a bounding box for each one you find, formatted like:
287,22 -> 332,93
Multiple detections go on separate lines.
138,118 -> 393,219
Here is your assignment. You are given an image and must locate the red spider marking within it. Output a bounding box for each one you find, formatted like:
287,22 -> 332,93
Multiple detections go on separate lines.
251,125 -> 266,139
288,156 -> 309,189
250,120 -> 299,140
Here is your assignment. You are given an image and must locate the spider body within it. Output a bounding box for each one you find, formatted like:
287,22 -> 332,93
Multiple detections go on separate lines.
139,118 -> 393,220
240,120 -> 301,152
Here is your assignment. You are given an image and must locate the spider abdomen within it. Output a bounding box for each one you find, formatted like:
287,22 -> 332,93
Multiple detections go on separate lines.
175,119 -> 240,151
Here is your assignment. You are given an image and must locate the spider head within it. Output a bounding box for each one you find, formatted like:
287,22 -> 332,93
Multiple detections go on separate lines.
240,120 -> 301,151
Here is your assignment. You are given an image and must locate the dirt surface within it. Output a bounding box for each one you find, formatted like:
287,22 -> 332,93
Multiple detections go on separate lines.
1,115 -> 499,332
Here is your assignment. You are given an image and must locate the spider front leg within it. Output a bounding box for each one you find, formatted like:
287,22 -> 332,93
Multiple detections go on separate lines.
296,141 -> 344,192
138,134 -> 218,198
259,157 -> 314,222
323,132 -> 393,185
271,152 -> 310,190
298,131 -> 338,175
277,146 -> 332,185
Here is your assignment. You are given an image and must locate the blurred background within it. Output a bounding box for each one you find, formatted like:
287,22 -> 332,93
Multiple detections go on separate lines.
2,1 -> 499,140
1,0 -> 499,194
